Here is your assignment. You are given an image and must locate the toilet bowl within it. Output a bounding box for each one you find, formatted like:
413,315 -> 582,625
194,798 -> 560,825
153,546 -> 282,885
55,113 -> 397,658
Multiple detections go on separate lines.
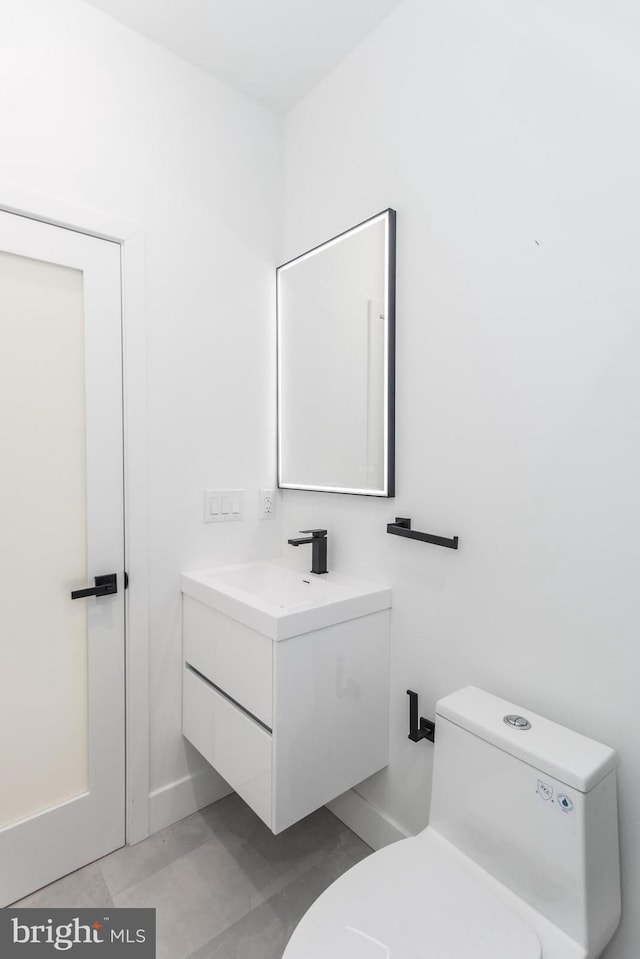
284,687 -> 621,959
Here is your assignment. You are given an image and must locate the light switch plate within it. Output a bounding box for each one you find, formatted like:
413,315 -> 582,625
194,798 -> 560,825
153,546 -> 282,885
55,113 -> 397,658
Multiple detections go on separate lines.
204,489 -> 244,523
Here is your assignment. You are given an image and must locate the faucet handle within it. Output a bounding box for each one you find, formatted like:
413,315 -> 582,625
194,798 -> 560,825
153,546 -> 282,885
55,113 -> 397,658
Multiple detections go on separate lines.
299,528 -> 327,537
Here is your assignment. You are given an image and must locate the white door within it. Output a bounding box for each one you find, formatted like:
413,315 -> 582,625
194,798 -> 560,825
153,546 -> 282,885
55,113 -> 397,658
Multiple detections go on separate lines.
0,209 -> 125,905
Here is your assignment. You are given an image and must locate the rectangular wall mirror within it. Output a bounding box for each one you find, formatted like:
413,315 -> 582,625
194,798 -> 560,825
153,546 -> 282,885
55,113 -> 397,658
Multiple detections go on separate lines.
277,208 -> 396,496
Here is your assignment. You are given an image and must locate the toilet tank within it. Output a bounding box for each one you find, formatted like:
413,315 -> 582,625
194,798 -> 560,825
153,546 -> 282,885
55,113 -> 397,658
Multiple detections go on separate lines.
428,687 -> 620,957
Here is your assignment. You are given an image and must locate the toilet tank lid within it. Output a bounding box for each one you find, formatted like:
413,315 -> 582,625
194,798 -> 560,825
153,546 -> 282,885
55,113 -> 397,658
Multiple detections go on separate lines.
436,686 -> 617,793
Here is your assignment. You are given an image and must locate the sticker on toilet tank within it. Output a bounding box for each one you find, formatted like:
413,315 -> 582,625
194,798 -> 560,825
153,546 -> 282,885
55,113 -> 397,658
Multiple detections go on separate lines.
557,793 -> 574,813
536,780 -> 553,801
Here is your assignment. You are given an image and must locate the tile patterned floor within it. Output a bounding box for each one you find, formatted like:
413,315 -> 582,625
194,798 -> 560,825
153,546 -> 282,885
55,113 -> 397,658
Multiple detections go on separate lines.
12,795 -> 372,959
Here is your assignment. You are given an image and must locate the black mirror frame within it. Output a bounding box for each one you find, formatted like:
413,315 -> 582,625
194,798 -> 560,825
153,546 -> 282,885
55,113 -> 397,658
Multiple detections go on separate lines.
276,208 -> 396,497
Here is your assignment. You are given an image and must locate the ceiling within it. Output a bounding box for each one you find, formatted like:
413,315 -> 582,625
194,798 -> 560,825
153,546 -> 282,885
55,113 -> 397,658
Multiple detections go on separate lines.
82,0 -> 406,113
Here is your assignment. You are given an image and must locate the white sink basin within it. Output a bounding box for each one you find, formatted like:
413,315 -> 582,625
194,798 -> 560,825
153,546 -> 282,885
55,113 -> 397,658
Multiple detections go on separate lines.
181,561 -> 391,639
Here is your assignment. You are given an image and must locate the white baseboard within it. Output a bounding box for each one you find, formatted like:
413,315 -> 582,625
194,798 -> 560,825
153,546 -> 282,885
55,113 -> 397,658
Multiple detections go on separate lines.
148,767 -> 232,835
148,773 -> 408,850
326,789 -> 410,851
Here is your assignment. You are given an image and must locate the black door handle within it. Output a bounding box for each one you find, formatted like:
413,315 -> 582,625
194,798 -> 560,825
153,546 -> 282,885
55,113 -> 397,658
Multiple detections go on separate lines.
71,573 -> 118,600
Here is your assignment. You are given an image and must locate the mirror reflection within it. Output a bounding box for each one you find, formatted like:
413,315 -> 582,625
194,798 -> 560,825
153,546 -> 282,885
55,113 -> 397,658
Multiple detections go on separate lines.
277,209 -> 395,496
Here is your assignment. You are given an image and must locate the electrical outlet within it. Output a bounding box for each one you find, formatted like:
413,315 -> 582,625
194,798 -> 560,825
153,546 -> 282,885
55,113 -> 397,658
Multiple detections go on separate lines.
259,488 -> 276,520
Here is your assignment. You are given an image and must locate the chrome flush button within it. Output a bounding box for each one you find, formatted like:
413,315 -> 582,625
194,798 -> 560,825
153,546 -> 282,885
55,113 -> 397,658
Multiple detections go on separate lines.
503,714 -> 532,730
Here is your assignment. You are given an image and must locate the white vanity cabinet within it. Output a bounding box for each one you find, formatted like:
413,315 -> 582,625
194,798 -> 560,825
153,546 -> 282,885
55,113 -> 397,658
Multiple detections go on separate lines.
181,562 -> 391,834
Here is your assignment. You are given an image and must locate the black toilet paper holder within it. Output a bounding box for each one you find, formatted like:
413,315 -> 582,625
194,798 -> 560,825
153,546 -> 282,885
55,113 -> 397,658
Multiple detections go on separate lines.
407,689 -> 436,743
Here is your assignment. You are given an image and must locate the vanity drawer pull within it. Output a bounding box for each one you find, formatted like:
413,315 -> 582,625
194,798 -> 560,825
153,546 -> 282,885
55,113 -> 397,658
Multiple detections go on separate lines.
185,663 -> 271,732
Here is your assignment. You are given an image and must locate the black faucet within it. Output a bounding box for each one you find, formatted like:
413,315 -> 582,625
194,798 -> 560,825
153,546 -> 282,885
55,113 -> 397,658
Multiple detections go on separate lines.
287,529 -> 328,575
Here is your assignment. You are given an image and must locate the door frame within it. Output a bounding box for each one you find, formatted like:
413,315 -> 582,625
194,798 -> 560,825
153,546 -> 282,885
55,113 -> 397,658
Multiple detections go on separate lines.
0,181 -> 150,846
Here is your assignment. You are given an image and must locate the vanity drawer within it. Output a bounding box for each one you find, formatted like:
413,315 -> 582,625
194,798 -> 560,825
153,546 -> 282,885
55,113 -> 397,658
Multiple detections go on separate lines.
183,665 -> 272,829
183,595 -> 273,728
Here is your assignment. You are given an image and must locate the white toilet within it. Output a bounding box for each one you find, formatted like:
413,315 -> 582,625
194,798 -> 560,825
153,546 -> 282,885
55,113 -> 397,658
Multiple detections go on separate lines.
284,686 -> 621,959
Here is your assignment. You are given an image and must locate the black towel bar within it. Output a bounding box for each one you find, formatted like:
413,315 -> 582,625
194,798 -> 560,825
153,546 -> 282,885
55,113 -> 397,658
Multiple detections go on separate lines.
386,517 -> 458,550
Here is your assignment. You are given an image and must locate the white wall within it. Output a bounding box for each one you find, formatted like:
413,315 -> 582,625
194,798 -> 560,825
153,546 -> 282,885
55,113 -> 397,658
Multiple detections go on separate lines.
3,2 -> 639,951
0,0 -> 282,821
282,2 -> 640,956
